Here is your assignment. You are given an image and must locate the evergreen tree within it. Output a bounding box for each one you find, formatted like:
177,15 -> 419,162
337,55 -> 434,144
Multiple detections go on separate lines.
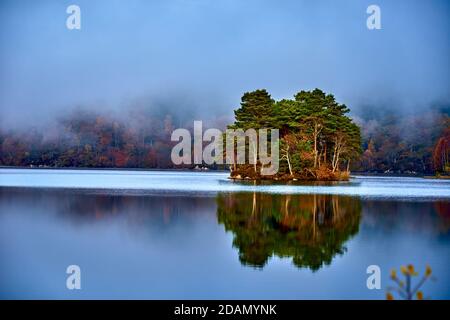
232,89 -> 275,130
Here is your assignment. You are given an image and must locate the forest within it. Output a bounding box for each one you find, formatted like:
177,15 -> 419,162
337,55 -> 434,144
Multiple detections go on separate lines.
355,106 -> 450,176
0,88 -> 449,178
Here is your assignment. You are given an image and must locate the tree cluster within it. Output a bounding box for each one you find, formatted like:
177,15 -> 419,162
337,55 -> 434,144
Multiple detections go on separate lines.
230,88 -> 361,180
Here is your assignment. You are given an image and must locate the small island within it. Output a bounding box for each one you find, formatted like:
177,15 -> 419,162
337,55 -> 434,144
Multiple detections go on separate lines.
228,88 -> 361,181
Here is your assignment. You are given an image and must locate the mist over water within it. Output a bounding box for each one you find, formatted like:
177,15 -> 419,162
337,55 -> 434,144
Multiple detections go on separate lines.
1,0 -> 449,129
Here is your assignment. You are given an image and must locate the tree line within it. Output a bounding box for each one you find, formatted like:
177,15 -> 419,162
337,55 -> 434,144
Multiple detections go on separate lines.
355,108 -> 449,175
0,90 -> 448,178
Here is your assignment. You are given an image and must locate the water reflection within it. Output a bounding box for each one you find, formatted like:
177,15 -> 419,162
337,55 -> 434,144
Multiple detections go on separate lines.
217,192 -> 361,271
361,200 -> 450,236
1,187 -> 450,299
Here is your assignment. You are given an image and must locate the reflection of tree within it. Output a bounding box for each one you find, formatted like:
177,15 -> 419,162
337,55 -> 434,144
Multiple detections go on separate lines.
217,192 -> 361,271
16,189 -> 217,230
434,201 -> 450,233
362,200 -> 450,235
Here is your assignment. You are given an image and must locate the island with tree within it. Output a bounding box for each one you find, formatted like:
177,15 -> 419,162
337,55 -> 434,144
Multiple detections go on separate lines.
228,88 -> 361,181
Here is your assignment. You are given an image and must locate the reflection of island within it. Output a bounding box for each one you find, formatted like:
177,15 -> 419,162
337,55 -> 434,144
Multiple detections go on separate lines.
217,192 -> 361,271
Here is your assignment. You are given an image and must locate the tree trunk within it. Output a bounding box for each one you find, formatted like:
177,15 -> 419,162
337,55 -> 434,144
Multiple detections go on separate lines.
252,142 -> 257,174
313,123 -> 319,168
286,152 -> 293,177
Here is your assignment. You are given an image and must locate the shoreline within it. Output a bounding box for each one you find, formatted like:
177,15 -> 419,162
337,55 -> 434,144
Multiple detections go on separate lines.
2,166 -> 447,180
0,166 -> 229,173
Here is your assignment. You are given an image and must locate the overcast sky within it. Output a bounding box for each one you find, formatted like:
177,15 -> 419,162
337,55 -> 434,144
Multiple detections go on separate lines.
0,0 -> 449,128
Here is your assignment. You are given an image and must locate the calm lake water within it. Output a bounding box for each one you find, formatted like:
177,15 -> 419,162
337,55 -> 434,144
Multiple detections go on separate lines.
0,169 -> 449,299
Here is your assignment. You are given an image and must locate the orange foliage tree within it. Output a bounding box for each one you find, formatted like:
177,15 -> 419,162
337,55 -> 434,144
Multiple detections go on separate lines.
433,122 -> 450,173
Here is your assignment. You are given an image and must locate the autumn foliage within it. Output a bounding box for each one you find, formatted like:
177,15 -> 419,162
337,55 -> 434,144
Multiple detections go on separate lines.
0,108 -> 181,169
433,121 -> 450,173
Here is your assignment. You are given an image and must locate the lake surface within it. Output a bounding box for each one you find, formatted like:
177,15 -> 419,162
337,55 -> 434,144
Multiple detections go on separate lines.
0,169 -> 449,299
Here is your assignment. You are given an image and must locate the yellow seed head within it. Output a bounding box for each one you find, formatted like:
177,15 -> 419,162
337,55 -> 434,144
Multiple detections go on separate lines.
425,265 -> 432,277
417,291 -> 423,300
390,269 -> 397,279
407,264 -> 418,276
400,266 -> 408,275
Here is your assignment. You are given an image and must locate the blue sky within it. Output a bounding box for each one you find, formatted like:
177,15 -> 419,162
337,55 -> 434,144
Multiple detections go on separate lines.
0,0 -> 449,126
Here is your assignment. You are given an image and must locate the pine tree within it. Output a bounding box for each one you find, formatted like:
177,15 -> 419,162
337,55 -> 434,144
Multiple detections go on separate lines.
232,89 -> 275,130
